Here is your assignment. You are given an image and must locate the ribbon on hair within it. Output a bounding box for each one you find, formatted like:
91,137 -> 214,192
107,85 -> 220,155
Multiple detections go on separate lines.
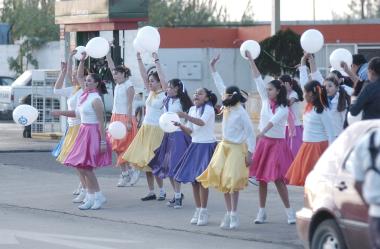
179,80 -> 186,93
79,89 -> 98,105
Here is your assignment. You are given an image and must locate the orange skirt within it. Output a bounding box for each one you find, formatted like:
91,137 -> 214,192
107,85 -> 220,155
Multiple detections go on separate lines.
285,141 -> 328,186
110,114 -> 138,166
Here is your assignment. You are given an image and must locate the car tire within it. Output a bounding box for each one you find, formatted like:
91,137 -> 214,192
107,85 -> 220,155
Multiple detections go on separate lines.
311,219 -> 347,249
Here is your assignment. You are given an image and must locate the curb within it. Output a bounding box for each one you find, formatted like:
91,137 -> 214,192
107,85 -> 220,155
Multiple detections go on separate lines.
0,149 -> 52,153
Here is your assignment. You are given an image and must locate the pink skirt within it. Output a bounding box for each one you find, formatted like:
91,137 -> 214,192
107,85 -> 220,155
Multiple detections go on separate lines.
286,125 -> 303,158
249,136 -> 293,183
64,124 -> 112,169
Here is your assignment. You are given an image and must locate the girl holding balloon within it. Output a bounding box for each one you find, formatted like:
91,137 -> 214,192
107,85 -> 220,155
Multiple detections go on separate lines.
285,54 -> 335,186
197,54 -> 255,230
173,88 -> 218,226
122,52 -> 167,202
105,52 -> 140,187
148,52 -> 193,209
246,52 -> 296,225
52,50 -> 86,202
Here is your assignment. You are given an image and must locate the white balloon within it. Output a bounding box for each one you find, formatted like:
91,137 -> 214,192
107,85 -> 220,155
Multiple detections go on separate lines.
347,111 -> 362,126
159,112 -> 180,133
136,26 -> 160,53
300,29 -> 324,53
74,46 -> 88,60
240,40 -> 261,60
85,37 -> 110,59
108,121 -> 127,139
133,38 -> 145,53
12,104 -> 39,126
329,48 -> 353,71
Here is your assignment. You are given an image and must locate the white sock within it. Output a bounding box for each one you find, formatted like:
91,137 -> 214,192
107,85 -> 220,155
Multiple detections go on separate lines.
226,211 -> 231,215
94,191 -> 103,199
230,211 -> 237,216
174,192 -> 182,199
87,193 -> 95,201
195,207 -> 200,212
259,207 -> 266,212
159,188 -> 165,195
148,191 -> 155,196
285,208 -> 293,213
200,208 -> 207,212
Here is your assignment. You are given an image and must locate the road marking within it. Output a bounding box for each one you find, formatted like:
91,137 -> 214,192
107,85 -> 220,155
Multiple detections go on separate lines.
0,229 -> 142,249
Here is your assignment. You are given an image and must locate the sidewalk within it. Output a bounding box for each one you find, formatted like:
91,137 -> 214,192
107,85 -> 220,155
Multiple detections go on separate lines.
0,121 -> 58,152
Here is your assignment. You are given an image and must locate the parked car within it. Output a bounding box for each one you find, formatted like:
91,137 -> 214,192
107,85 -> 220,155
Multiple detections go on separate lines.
0,70 -> 114,119
296,120 -> 380,249
0,75 -> 16,117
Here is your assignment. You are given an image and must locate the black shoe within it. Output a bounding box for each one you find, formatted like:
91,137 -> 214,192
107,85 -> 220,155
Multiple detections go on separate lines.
157,193 -> 166,201
166,196 -> 175,207
173,197 -> 182,209
141,194 -> 156,201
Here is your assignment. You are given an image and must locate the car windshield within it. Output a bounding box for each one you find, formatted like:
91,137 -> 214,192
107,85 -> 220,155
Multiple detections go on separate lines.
11,71 -> 32,87
1,77 -> 14,86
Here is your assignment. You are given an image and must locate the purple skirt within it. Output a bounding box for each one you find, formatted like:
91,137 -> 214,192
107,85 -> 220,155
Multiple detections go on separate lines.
149,131 -> 191,179
64,124 -> 112,169
174,142 -> 217,183
286,125 -> 303,158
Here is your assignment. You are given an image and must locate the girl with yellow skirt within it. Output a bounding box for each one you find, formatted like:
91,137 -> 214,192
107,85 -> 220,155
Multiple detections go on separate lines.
52,51 -> 85,203
197,55 -> 255,230
122,52 -> 166,201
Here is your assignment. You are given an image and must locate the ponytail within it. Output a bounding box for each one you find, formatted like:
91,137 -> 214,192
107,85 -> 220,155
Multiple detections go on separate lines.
304,80 -> 328,114
337,86 -> 351,112
269,79 -> 288,107
168,79 -> 193,113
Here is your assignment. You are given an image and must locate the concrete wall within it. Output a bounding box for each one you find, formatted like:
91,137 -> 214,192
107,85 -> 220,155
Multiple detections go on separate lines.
0,41 -> 61,77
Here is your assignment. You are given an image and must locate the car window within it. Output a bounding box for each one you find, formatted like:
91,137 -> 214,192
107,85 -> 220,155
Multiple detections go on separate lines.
0,77 -> 14,86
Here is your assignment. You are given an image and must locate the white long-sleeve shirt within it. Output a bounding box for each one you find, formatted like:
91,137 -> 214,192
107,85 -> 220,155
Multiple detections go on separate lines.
53,87 -> 82,126
288,91 -> 303,126
186,105 -> 216,143
299,65 -> 324,86
254,76 -> 289,139
212,72 -> 256,152
303,109 -> 335,144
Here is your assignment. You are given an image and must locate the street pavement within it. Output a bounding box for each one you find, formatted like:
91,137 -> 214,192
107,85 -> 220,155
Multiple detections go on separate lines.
0,121 -> 305,249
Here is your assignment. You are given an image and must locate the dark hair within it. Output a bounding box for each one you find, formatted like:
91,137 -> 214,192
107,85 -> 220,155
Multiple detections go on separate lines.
368,56 -> 380,76
114,65 -> 131,77
168,79 -> 193,113
353,54 -> 367,66
279,74 -> 304,101
324,77 -> 350,112
222,86 -> 247,107
304,80 -> 328,114
203,88 -> 218,114
148,70 -> 160,83
89,73 -> 108,94
268,79 -> 288,107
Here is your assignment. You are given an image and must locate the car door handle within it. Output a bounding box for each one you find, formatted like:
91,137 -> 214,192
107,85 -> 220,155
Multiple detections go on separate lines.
335,181 -> 348,191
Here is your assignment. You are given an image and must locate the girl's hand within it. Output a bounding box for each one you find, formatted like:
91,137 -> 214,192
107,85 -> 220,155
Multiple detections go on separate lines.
51,110 -> 61,117
100,143 -> 106,153
70,50 -> 77,58
172,121 -> 181,127
256,132 -> 264,143
341,61 -> 350,73
80,52 -> 87,61
177,112 -> 187,119
245,50 -> 253,61
60,62 -> 67,72
245,151 -> 253,167
210,54 -> 220,68
137,52 -> 142,60
152,52 -> 159,61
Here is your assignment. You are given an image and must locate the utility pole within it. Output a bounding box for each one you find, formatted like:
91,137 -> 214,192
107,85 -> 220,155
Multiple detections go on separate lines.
271,0 -> 280,35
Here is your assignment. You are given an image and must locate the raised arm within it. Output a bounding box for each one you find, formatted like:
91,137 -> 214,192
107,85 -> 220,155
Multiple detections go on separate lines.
77,52 -> 86,86
341,61 -> 360,88
246,52 -> 267,101
210,54 -> 226,96
308,54 -> 324,84
105,49 -> 116,83
54,62 -> 67,90
152,52 -> 168,90
137,52 -> 149,90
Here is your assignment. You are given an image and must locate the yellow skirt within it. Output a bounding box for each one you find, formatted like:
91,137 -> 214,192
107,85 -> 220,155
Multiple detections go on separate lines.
122,124 -> 164,172
56,125 -> 81,163
196,140 -> 249,193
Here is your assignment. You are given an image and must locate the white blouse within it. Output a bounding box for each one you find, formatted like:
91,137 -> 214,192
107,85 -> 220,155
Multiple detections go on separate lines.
143,91 -> 166,126
54,87 -> 82,126
186,105 -> 216,143
76,92 -> 102,124
112,80 -> 134,115
303,109 -> 335,144
212,72 -> 256,152
254,76 -> 289,139
288,91 -> 303,126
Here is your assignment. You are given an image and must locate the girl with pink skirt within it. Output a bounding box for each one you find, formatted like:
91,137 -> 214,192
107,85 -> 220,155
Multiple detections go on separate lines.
280,75 -> 304,158
63,71 -> 112,210
246,52 -> 296,225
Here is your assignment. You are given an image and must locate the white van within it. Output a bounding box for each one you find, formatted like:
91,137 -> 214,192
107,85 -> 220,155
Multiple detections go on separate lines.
0,70 -> 114,119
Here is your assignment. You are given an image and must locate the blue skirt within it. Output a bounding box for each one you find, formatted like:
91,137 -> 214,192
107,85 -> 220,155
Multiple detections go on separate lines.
149,131 -> 191,179
174,142 -> 217,183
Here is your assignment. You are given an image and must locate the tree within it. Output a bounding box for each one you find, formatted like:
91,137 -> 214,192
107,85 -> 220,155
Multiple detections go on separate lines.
255,29 -> 303,77
1,0 -> 59,76
241,0 -> 255,25
148,0 -> 229,27
344,0 -> 380,19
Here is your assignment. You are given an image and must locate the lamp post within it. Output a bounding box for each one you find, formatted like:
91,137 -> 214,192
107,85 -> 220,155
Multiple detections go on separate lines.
271,0 -> 280,35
